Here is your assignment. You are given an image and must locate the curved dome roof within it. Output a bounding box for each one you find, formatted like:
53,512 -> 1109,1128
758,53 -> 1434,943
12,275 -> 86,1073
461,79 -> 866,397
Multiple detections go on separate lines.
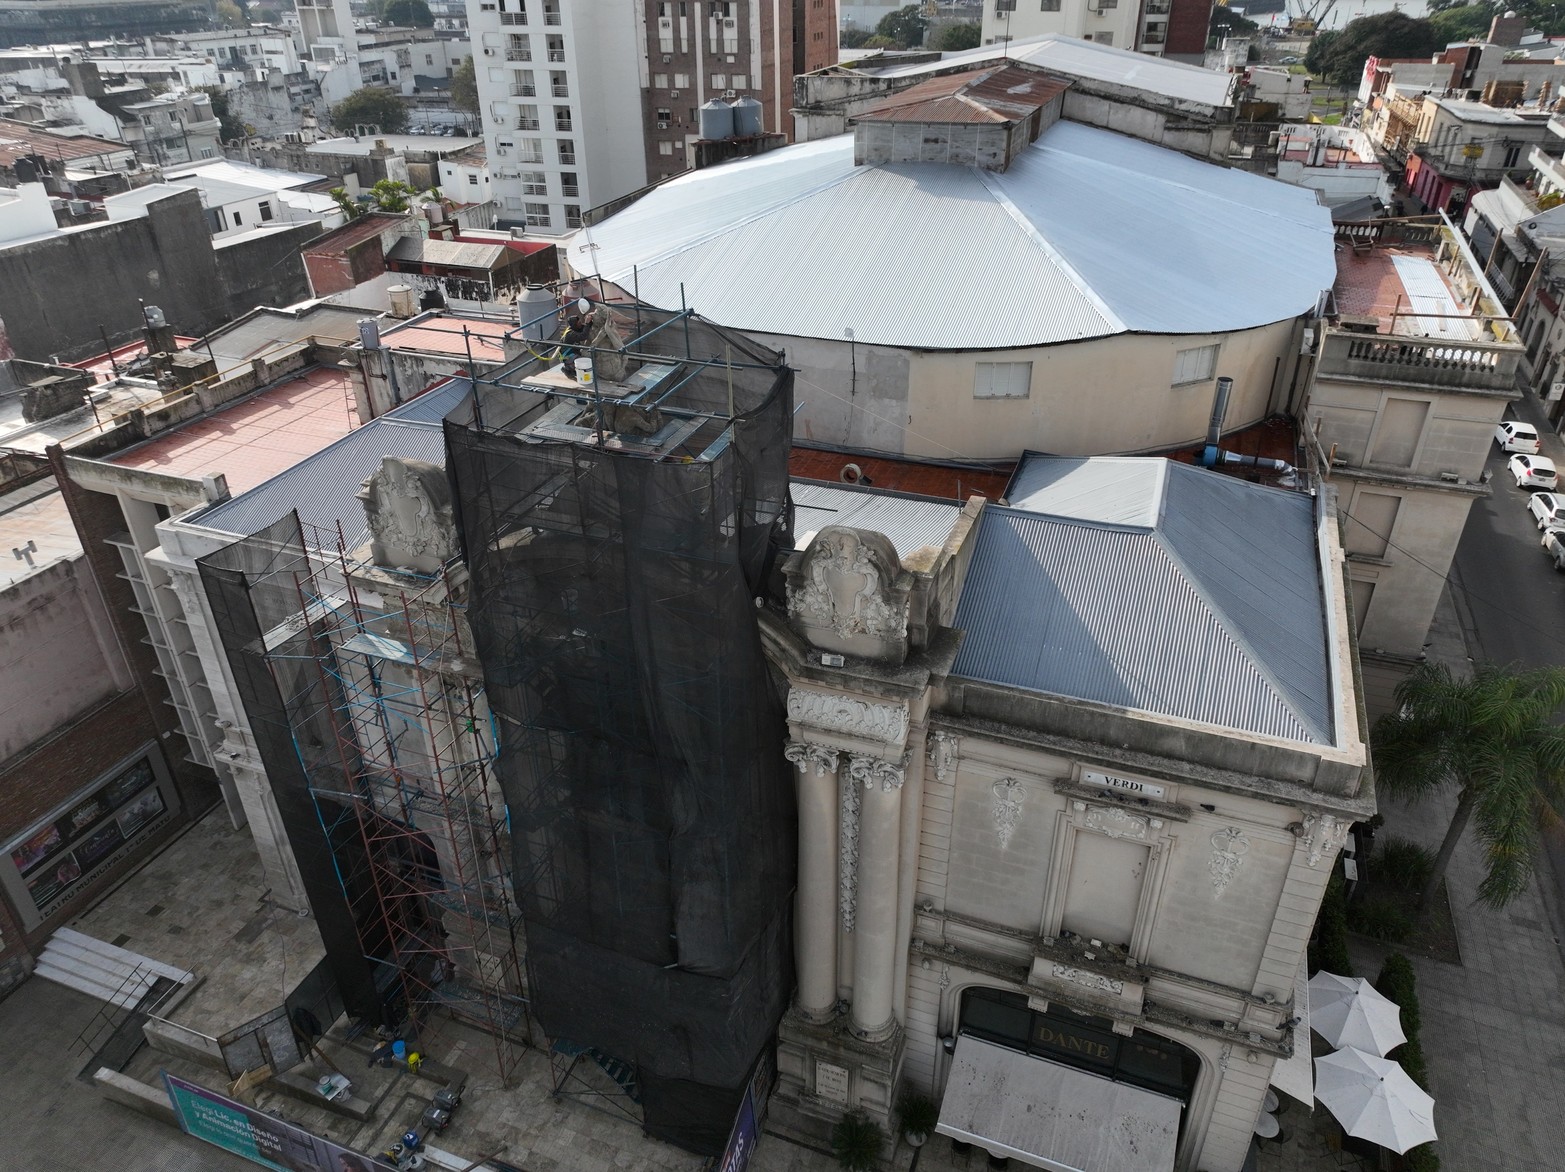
566,121 -> 1337,350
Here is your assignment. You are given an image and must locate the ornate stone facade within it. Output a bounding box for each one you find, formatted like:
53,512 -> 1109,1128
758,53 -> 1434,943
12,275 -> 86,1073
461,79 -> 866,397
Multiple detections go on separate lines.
784,526 -> 912,663
358,456 -> 457,574
787,687 -> 909,746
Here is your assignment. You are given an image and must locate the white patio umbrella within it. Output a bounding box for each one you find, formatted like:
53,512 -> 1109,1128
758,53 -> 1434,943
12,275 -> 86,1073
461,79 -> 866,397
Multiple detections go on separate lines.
1307,970 -> 1407,1056
1314,1046 -> 1437,1155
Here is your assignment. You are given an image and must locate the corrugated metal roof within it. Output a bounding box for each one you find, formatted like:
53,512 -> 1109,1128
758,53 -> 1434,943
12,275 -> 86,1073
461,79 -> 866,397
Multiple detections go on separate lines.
1004,456 -> 1165,527
952,456 -> 1333,745
791,482 -> 963,558
389,236 -> 507,270
568,122 -> 1333,349
855,65 -> 1069,125
204,305 -> 371,368
195,379 -> 471,544
862,35 -> 1236,109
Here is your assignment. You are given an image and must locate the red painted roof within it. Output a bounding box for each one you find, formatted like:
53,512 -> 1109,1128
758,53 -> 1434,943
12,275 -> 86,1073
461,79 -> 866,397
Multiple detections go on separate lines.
111,368 -> 358,494
0,119 -> 130,168
790,446 -> 1012,500
855,64 -> 1070,125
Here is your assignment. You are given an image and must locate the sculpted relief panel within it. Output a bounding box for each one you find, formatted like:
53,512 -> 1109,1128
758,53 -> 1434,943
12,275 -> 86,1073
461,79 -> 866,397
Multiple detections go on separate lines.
786,687 -> 909,746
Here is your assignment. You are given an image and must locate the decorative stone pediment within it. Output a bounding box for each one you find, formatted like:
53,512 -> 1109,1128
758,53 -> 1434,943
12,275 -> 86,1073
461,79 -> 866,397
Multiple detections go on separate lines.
786,687 -> 909,748
358,456 -> 456,574
784,526 -> 912,664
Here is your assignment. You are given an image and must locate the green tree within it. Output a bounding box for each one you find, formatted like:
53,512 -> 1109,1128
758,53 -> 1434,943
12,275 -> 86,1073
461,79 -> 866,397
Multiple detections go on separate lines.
382,0 -> 434,27
1304,28 -> 1339,75
449,56 -> 478,119
1314,13 -> 1442,87
1428,1 -> 1500,41
931,22 -> 981,51
840,27 -> 875,49
201,86 -> 247,143
875,4 -> 928,49
1371,662 -> 1565,914
215,0 -> 243,28
330,86 -> 408,134
329,186 -> 364,220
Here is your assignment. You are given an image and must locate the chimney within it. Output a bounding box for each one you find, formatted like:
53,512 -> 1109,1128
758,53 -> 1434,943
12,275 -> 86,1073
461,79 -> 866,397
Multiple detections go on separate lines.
1488,11 -> 1526,47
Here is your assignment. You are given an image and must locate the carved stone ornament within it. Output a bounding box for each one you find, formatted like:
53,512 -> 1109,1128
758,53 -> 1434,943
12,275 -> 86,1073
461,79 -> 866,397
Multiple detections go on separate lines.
992,777 -> 1026,850
1300,812 -> 1350,868
1051,963 -> 1124,996
785,526 -> 911,663
784,740 -> 840,776
1083,805 -> 1150,842
358,456 -> 456,574
928,730 -> 958,783
839,771 -> 862,933
1209,826 -> 1250,896
849,753 -> 906,793
787,687 -> 909,746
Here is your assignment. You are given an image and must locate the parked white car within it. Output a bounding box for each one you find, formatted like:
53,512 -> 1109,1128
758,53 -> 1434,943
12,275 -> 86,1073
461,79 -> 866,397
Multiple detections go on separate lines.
1510,454 -> 1558,489
1529,492 -> 1565,528
1543,525 -> 1565,570
1496,420 -> 1542,454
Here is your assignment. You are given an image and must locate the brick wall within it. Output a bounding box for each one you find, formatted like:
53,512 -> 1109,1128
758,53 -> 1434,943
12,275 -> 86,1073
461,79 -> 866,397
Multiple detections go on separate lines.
1164,0 -> 1213,57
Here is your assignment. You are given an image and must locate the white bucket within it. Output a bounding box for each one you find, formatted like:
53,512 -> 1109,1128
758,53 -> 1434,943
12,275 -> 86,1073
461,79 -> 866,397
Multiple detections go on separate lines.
578,357 -> 594,386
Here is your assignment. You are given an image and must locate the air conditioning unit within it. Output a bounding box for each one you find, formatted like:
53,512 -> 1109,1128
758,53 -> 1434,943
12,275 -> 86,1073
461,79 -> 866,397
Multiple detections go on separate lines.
484,48 -> 495,55
662,54 -> 671,63
496,146 -> 510,155
657,120 -> 669,128
723,17 -> 735,27
670,90 -> 679,98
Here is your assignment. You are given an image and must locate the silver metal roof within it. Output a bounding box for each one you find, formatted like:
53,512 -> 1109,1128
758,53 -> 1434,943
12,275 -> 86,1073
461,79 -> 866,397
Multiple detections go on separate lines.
863,34 -> 1237,109
792,481 -> 963,559
568,122 -> 1334,350
195,378 -> 470,545
953,456 -> 1333,745
388,237 -> 509,270
203,304 -> 372,368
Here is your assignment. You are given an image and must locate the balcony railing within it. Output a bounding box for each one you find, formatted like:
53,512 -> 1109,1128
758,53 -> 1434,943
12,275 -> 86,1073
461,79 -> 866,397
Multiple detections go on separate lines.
1317,330 -> 1522,390
511,84 -> 535,96
551,83 -> 568,97
516,117 -> 540,129
547,49 -> 565,62
506,49 -> 531,61
554,116 -> 572,131
544,9 -> 561,24
1528,143 -> 1565,195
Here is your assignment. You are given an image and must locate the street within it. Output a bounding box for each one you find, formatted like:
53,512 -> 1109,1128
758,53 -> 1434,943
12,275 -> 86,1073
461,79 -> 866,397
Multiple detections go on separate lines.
1449,385 -> 1565,941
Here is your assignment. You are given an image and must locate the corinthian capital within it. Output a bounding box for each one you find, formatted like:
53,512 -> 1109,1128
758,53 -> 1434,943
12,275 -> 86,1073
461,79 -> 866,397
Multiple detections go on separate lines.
848,753 -> 906,792
784,739 -> 840,776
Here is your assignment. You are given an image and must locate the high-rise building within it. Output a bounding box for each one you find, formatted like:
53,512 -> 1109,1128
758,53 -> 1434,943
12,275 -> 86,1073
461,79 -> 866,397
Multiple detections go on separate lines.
466,0 -> 648,234
982,0 -> 1213,62
468,1 -> 839,233
634,1 -> 839,182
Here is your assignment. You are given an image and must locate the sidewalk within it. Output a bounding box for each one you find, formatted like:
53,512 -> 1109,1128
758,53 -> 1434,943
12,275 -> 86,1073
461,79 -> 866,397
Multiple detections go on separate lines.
1346,585 -> 1565,1171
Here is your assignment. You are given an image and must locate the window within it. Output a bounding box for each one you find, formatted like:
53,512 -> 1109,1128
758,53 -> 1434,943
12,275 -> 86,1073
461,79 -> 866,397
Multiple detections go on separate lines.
656,107 -> 672,122
551,70 -> 568,97
522,170 -> 547,194
561,171 -> 578,196
199,147 -> 215,159
996,0 -> 1016,11
1038,0 -> 1059,9
1504,143 -> 1521,169
732,74 -> 746,90
659,141 -> 674,155
507,34 -> 530,59
1091,31 -> 1113,44
468,173 -> 479,186
653,73 -> 669,88
519,137 -> 544,162
516,103 -> 539,129
232,210 -> 243,225
258,200 -> 273,221
425,54 -> 434,65
711,73 -> 726,88
1172,343 -> 1218,385
674,72 -> 689,88
565,203 -> 581,228
525,202 -> 551,227
554,106 -> 573,131
558,139 -> 575,164
974,361 -> 1032,399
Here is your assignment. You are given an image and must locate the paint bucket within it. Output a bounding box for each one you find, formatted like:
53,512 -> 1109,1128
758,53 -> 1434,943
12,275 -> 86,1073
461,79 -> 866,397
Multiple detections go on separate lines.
578,357 -> 594,386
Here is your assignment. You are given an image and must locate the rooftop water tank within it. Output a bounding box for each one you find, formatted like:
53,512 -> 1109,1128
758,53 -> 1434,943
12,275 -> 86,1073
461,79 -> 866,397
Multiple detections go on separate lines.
515,284 -> 559,343
699,98 -> 734,141
388,284 -> 417,318
731,96 -> 763,138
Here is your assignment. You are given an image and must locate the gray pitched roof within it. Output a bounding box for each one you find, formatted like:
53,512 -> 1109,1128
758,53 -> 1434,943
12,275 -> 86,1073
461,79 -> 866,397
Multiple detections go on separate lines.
953,456 -> 1333,745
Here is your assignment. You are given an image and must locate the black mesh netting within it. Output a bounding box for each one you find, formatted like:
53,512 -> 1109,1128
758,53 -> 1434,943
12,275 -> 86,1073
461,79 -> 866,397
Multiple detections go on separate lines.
444,311 -> 796,1154
197,514 -> 389,1023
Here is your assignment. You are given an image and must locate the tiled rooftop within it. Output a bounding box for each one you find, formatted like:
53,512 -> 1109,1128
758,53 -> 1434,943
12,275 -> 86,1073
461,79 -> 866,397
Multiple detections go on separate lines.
1332,241 -> 1483,340
110,367 -> 359,494
382,314 -> 513,361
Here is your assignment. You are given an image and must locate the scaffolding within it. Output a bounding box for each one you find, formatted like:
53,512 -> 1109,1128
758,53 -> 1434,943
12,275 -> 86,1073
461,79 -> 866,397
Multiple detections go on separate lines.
199,516 -> 529,1088
443,302 -> 798,1154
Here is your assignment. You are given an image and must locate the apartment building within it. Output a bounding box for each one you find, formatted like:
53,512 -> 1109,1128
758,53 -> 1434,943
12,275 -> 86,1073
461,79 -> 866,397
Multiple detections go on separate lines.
466,0 -> 645,233
634,0 -> 838,182
981,0 -> 1212,60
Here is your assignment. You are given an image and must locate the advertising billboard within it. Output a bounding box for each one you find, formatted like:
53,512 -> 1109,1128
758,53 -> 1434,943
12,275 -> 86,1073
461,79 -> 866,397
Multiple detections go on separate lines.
164,1073 -> 396,1172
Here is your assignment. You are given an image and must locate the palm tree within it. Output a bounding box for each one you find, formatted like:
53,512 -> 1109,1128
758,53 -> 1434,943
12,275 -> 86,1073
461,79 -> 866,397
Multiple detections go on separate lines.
1371,662 -> 1565,914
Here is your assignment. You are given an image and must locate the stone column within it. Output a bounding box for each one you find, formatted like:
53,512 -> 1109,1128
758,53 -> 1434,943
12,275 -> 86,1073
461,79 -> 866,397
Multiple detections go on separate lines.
785,739 -> 841,1022
848,753 -> 905,1040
